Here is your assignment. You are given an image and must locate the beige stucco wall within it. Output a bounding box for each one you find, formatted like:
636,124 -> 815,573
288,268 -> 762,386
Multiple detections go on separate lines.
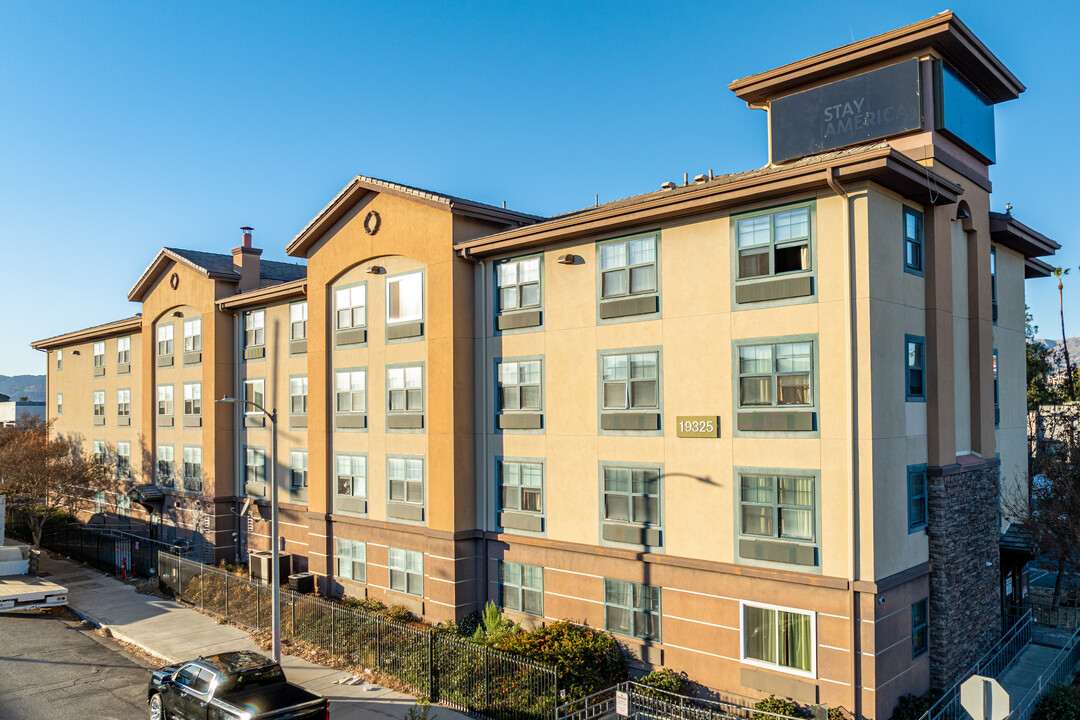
995,245 -> 1028,521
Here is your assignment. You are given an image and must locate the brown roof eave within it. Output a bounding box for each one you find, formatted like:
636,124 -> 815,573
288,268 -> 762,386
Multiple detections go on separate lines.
990,212 -> 1060,259
728,12 -> 1023,105
457,150 -> 961,259
217,279 -> 308,311
1026,257 -> 1054,279
31,315 -> 143,350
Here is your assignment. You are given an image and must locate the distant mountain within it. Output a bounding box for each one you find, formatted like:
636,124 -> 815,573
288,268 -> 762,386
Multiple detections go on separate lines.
0,375 -> 46,402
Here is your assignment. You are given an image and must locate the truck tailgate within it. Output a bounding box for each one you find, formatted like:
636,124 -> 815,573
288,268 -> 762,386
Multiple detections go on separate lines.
219,681 -> 324,719
0,577 -> 69,612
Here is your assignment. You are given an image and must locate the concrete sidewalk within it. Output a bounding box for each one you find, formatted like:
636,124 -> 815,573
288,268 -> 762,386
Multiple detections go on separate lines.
38,552 -> 467,720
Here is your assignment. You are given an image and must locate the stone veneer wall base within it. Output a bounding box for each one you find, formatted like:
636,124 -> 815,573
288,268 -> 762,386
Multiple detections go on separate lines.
927,461 -> 1002,690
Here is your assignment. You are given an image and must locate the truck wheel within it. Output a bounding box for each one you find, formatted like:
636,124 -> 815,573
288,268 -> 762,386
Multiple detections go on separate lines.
149,693 -> 167,720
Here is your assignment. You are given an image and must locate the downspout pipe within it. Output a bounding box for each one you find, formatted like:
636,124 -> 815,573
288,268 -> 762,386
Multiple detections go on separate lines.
827,166 -> 859,718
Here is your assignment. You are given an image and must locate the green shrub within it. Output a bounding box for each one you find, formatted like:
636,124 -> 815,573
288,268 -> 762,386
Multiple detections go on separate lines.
1033,682 -> 1080,720
888,693 -> 933,720
753,695 -> 805,719
495,620 -> 628,701
342,595 -> 386,613
470,601 -> 521,645
637,667 -> 689,697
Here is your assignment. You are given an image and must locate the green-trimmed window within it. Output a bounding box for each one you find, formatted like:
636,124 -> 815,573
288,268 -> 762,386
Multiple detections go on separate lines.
117,336 -> 130,365
243,379 -> 264,414
183,318 -> 202,353
184,383 -> 201,416
183,447 -> 202,493
157,324 -> 173,357
335,539 -> 366,583
157,445 -> 175,487
500,561 -> 543,616
291,377 -> 308,414
388,548 -> 423,596
94,490 -> 106,515
156,385 -> 173,417
602,352 -> 658,410
335,371 -> 366,413
736,205 -> 811,280
908,465 -> 928,532
499,461 -> 542,514
498,360 -> 541,411
92,439 -> 106,465
604,579 -> 660,641
904,207 -> 923,273
497,257 -> 541,312
335,286 -> 365,330
93,390 -> 106,420
742,602 -> 814,674
336,455 -> 366,498
244,310 -> 265,348
906,336 -> 925,401
388,457 -> 423,505
245,447 -> 266,485
739,473 -> 814,542
93,341 -> 105,370
912,599 -> 929,657
388,366 -> 423,413
117,441 -> 131,479
117,389 -> 131,417
738,342 -> 812,407
291,301 -> 309,340
290,451 -> 308,489
603,466 -> 660,526
600,235 -> 657,299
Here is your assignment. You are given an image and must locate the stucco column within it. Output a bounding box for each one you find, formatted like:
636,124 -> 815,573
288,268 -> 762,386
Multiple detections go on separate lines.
924,203 -> 957,467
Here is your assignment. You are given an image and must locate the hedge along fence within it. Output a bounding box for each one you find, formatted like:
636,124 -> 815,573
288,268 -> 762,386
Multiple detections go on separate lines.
157,552 -> 559,720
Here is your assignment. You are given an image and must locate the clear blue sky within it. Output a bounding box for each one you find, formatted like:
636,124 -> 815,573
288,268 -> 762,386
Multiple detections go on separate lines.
2,1 -> 1077,375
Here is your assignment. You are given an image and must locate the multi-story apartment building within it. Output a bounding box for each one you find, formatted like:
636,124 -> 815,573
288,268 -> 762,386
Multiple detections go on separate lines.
28,13 -> 1061,719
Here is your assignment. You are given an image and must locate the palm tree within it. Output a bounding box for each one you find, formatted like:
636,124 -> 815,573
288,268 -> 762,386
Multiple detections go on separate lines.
1054,267 -> 1075,400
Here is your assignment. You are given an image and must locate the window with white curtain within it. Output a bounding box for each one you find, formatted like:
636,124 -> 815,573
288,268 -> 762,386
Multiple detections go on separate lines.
387,272 -> 423,324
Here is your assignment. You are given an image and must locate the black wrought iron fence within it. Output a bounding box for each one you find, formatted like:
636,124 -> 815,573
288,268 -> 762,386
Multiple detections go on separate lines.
4,518 -> 180,579
157,552 -> 558,720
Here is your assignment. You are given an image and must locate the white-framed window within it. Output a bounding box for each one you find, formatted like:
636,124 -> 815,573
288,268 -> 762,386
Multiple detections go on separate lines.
741,600 -> 816,677
93,341 -> 105,368
498,360 -> 541,411
290,451 -> 308,489
335,539 -> 366,583
335,371 -> 366,413
157,385 -> 173,417
244,310 -> 265,348
156,445 -> 175,487
243,379 -> 264,414
336,455 -> 367,498
387,366 -> 423,413
93,390 -> 106,418
388,547 -> 423,596
56,393 -> 62,415
736,204 -> 811,280
602,352 -> 659,410
117,336 -> 130,365
183,447 -> 203,493
388,457 -> 423,505
117,494 -> 130,519
183,318 -> 202,353
92,439 -> 106,465
286,301 -> 307,341
496,257 -> 541,312
500,561 -> 543,616
604,579 -> 661,641
94,490 -> 106,515
157,324 -> 174,356
600,234 -> 657,299
387,272 -> 423,324
499,461 -> 542,514
184,383 -> 201,416
335,286 -> 366,330
117,389 -> 131,417
245,447 -> 266,485
117,441 -> 131,479
738,342 -> 812,408
56,349 -> 63,371
290,377 -> 308,414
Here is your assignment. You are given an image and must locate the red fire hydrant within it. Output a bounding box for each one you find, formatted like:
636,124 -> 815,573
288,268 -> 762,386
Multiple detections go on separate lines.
121,557 -> 127,582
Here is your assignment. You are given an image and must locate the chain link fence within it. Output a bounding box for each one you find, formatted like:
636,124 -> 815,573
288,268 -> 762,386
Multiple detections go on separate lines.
157,552 -> 558,720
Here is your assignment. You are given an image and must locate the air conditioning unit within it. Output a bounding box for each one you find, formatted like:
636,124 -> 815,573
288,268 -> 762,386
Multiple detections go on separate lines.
248,551 -> 292,585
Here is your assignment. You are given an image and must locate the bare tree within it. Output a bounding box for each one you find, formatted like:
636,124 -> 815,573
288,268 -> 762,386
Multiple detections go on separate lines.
0,415 -> 108,548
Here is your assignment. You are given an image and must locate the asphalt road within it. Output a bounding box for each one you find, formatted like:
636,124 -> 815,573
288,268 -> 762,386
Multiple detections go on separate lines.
0,610 -> 152,720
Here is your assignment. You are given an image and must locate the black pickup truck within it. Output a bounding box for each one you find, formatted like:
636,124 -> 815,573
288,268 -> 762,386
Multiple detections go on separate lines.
147,651 -> 328,720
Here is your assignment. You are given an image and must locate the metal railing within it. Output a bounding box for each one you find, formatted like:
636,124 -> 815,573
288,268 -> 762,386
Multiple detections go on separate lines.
917,610 -> 1033,720
555,681 -> 807,720
1007,624 -> 1080,720
158,552 -> 558,720
1027,596 -> 1080,631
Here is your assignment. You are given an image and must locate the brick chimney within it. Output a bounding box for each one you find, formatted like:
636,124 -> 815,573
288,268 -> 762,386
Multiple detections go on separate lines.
232,226 -> 262,293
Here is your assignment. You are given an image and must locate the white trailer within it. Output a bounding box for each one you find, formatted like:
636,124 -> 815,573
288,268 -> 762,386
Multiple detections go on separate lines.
0,545 -> 69,612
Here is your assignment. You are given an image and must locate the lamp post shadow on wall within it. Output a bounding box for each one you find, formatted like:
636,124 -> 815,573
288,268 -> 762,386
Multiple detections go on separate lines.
216,394 -> 281,663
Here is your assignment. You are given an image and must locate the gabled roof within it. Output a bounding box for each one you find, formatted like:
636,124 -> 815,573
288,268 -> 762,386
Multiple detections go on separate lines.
127,247 -> 306,301
456,142 -> 963,258
729,11 -> 1024,105
31,315 -> 143,350
286,174 -> 541,257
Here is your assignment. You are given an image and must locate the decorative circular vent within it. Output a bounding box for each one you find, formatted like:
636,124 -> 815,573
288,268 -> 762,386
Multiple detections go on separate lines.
364,210 -> 381,236
169,272 -> 180,290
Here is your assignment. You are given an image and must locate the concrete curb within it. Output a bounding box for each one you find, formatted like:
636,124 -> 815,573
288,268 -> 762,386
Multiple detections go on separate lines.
66,605 -> 177,666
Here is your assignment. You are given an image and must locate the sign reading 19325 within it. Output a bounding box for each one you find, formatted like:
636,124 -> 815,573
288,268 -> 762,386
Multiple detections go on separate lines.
771,58 -> 922,164
676,416 -> 720,438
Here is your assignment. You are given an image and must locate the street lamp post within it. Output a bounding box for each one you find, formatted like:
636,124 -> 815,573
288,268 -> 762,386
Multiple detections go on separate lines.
217,395 -> 281,663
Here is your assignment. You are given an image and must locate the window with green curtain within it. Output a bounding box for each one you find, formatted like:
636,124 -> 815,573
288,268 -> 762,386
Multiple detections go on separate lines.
743,602 -> 814,673
739,473 -> 815,542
